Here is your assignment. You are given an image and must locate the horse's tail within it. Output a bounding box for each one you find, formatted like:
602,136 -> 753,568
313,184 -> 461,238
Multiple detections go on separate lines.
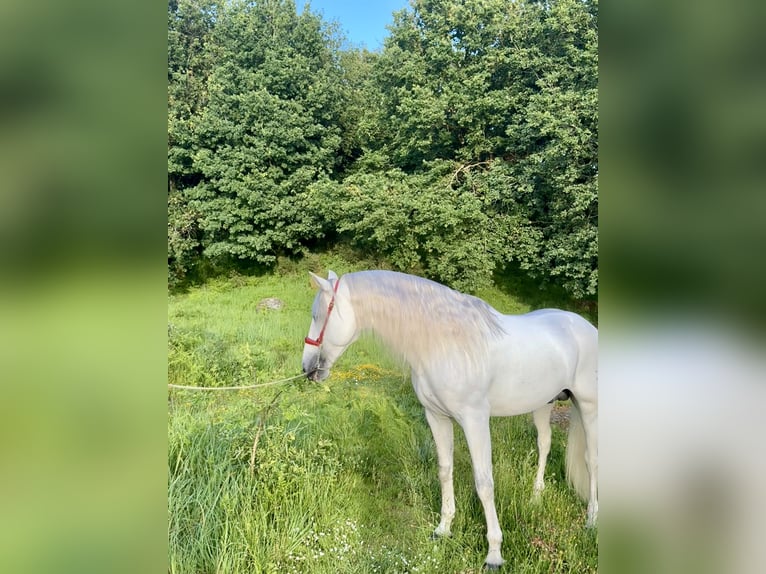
565,402 -> 590,500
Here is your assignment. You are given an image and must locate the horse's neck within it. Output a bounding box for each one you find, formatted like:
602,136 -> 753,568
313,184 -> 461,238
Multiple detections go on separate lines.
350,289 -> 404,338
348,282 -> 421,365
346,272 -> 501,377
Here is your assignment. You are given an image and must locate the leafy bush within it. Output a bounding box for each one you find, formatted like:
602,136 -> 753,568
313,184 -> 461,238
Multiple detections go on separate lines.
168,191 -> 201,289
309,165 -> 499,292
169,0 -> 344,267
168,0 -> 598,299
363,0 -> 598,298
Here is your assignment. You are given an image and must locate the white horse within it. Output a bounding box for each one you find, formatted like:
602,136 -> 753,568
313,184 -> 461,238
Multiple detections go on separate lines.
302,270 -> 598,569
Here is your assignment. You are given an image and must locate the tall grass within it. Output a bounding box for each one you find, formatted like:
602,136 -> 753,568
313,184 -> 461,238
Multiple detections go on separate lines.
168,255 -> 597,573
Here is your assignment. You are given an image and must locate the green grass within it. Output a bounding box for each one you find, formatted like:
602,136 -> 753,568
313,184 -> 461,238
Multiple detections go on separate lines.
168,254 -> 597,573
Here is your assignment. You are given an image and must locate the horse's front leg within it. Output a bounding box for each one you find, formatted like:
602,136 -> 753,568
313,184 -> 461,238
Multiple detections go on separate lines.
461,412 -> 505,569
424,408 -> 455,538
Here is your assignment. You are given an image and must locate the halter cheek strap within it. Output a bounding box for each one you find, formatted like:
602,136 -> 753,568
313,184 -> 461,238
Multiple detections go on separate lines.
304,279 -> 340,347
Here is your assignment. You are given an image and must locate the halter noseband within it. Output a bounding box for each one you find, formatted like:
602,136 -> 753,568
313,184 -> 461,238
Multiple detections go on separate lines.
304,279 -> 340,347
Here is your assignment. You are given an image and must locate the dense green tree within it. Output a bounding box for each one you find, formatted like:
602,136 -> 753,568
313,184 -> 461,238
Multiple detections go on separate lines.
168,0 -> 348,284
334,0 -> 599,297
371,0 -> 518,167
309,162 -> 501,291
168,0 -> 221,186
497,0 -> 598,298
190,0 -> 346,264
168,0 -> 222,284
167,0 -> 598,299
334,48 -> 380,171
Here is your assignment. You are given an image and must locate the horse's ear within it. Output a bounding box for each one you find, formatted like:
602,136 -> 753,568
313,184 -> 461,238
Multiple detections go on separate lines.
328,270 -> 339,281
309,271 -> 332,293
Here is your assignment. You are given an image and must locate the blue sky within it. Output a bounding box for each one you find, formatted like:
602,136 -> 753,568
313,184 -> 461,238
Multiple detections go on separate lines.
305,1 -> 410,51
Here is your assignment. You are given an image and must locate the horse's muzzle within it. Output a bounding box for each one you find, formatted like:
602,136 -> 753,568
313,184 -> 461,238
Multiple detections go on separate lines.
304,367 -> 329,382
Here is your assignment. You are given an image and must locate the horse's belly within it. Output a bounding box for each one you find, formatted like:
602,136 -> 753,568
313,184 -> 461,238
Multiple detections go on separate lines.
485,318 -> 581,416
486,356 -> 571,416
487,388 -> 558,416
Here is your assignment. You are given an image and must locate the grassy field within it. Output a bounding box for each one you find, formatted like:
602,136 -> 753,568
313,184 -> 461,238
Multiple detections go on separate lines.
168,255 -> 597,573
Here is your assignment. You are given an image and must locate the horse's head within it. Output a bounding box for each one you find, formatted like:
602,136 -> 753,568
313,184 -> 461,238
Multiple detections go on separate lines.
302,270 -> 358,381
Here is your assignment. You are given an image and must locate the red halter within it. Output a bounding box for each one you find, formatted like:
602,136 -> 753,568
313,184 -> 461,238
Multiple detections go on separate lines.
304,279 -> 340,347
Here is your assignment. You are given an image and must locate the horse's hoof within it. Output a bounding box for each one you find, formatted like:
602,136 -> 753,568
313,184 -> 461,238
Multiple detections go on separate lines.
484,552 -> 505,570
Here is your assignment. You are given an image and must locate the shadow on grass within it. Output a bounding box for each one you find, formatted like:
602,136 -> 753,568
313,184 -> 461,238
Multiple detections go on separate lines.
169,256 -> 274,295
493,264 -> 598,325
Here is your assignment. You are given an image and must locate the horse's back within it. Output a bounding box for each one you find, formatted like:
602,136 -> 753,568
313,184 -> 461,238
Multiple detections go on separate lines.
515,308 -> 596,350
484,309 -> 596,416
521,307 -> 595,328
520,308 -> 597,368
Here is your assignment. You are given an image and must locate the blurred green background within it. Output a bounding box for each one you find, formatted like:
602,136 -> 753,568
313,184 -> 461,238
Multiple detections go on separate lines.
0,2 -> 167,573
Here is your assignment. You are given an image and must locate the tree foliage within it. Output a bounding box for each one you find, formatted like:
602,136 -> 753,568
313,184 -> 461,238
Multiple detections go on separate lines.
168,0 -> 598,299
309,162 -> 502,291
344,0 -> 598,297
168,0 -> 345,284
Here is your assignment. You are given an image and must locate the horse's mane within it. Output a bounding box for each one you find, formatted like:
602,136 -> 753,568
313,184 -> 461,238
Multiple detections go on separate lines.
344,270 -> 505,376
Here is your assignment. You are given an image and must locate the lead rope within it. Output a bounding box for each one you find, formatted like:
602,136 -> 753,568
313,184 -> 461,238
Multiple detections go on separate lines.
167,372 -> 305,391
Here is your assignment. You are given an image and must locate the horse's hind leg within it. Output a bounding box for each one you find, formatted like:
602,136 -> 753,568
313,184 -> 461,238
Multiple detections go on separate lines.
532,403 -> 554,497
571,328 -> 598,527
569,374 -> 598,527
424,408 -> 455,538
579,399 -> 599,527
